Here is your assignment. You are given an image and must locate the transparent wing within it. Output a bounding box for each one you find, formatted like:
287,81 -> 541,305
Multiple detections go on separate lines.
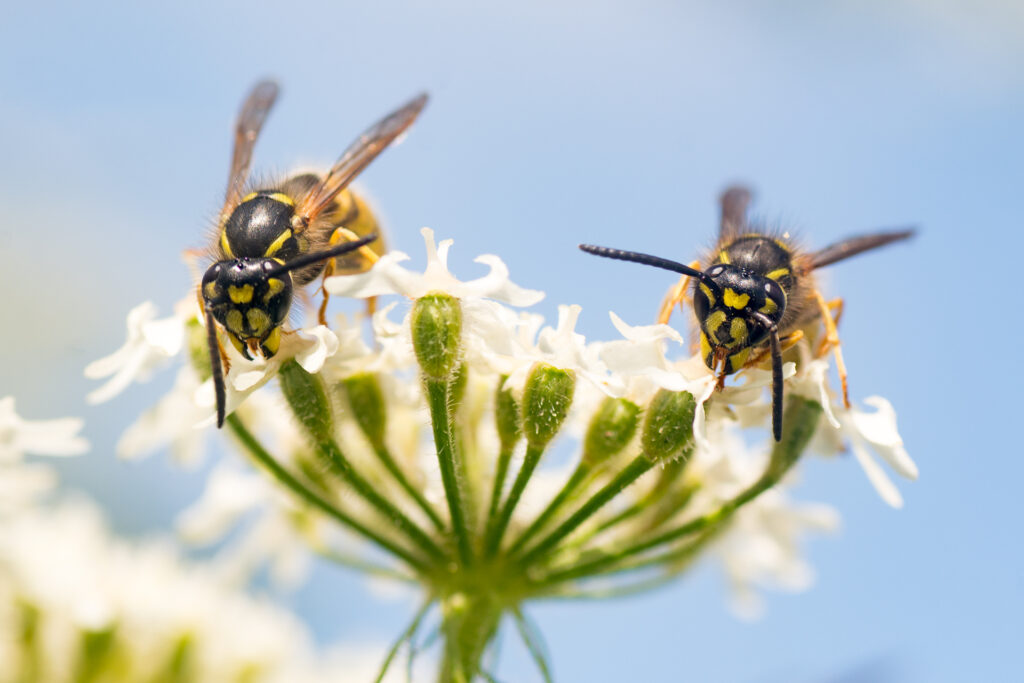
294,92 -> 428,229
719,185 -> 752,241
810,228 -> 915,270
222,80 -> 279,217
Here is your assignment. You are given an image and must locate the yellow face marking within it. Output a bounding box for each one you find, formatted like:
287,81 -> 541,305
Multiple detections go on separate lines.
700,333 -> 712,360
203,282 -> 220,300
699,282 -> 716,306
246,309 -> 272,336
220,230 -> 234,258
760,298 -> 778,315
267,192 -> 295,206
723,288 -> 750,310
728,348 -> 751,372
263,228 -> 293,257
706,310 -> 727,336
261,326 -> 282,356
729,317 -> 748,345
228,332 -> 247,356
765,268 -> 790,281
228,284 -> 254,304
226,310 -> 244,335
718,250 -> 731,264
264,278 -> 285,304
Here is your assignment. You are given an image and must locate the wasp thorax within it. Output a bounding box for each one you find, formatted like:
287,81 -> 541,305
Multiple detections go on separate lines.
201,258 -> 293,359
693,264 -> 787,374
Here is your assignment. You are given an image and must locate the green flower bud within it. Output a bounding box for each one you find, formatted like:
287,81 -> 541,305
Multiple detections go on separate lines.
583,397 -> 641,464
449,362 -> 469,407
495,376 -> 521,450
186,317 -> 212,382
411,292 -> 462,381
341,373 -> 387,447
641,389 -> 696,462
279,359 -> 335,443
766,396 -> 823,481
521,363 -> 576,448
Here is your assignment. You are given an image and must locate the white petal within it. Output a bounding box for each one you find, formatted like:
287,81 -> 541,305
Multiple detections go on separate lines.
849,438 -> 905,508
852,396 -> 918,480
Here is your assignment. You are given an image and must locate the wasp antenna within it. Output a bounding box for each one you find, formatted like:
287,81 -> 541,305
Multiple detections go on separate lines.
751,311 -> 783,442
578,244 -> 720,292
266,233 -> 379,277
204,307 -> 227,429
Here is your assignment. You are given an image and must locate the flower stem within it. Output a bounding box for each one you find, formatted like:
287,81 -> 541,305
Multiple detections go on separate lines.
375,598 -> 434,683
485,443 -> 545,558
371,440 -> 446,532
507,461 -> 591,556
426,377 -> 474,566
512,607 -> 554,683
517,455 -> 655,566
226,414 -> 428,573
438,593 -> 503,683
485,443 -> 515,534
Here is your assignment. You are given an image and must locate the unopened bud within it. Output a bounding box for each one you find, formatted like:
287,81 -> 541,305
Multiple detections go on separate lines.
279,359 -> 335,443
583,397 -> 640,464
521,363 -> 575,448
641,389 -> 696,461
342,373 -> 386,447
766,396 -> 823,481
411,292 -> 462,380
495,376 -> 521,450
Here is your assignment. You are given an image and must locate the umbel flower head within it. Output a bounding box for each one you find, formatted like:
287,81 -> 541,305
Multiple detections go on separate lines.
88,229 -> 917,680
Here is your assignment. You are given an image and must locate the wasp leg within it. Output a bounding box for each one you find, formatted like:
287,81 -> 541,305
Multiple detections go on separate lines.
812,289 -> 850,408
817,298 -> 844,356
318,227 -> 381,326
656,260 -> 701,325
714,347 -> 728,391
743,329 -> 804,369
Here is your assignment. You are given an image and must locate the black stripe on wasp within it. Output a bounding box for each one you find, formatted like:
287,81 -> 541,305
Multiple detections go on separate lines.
199,80 -> 428,427
580,186 -> 913,441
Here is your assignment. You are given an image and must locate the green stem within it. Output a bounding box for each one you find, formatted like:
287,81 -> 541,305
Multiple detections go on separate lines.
512,608 -> 554,683
226,414 -> 427,573
375,598 -> 434,683
372,440 -> 446,532
485,443 -> 515,535
485,443 -> 545,557
518,455 -> 655,566
426,378 -> 474,566
507,461 -> 591,556
438,594 -> 503,683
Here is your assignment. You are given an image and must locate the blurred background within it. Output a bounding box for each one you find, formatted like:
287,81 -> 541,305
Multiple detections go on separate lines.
1,1 -> 1021,680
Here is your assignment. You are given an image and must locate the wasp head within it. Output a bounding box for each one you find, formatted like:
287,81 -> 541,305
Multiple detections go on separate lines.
201,258 -> 293,359
693,264 -> 787,375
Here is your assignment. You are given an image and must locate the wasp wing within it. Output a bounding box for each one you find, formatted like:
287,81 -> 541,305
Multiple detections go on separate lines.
222,80 -> 280,219
294,92 -> 428,229
719,185 -> 752,241
810,228 -> 915,270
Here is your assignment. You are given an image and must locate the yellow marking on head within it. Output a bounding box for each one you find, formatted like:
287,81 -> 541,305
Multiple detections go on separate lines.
261,326 -> 282,356
228,284 -> 254,304
264,278 -> 285,304
263,228 -> 293,257
203,282 -> 220,300
228,332 -> 247,356
723,288 -> 750,310
760,298 -> 778,315
728,348 -> 751,372
706,310 -> 727,336
718,250 -> 731,264
699,283 -> 716,306
700,333 -> 712,361
729,317 -> 748,345
241,191 -> 258,202
246,309 -> 272,336
765,267 -> 790,281
226,310 -> 244,334
220,230 -> 233,257
267,192 -> 295,206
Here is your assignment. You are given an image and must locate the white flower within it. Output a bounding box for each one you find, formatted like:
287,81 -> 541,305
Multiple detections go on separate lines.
790,344 -> 918,508
325,227 -> 543,306
84,300 -> 189,404
0,396 -> 88,463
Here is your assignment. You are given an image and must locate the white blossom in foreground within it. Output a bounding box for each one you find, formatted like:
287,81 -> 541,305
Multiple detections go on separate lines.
89,230 -> 916,681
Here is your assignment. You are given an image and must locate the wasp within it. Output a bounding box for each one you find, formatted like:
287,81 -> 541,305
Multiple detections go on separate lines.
580,186 -> 913,441
200,80 -> 428,427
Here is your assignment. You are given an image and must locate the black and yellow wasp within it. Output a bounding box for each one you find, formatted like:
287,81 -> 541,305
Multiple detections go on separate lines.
580,186 -> 913,441
200,80 -> 427,427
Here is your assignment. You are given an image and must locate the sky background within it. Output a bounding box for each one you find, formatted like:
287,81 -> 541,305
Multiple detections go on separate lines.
1,0 -> 1022,680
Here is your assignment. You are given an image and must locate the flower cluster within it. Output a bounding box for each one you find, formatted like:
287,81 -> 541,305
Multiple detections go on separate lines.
86,229 -> 917,680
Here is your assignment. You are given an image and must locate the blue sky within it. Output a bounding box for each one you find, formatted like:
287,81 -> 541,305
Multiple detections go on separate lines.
2,1 -> 1022,680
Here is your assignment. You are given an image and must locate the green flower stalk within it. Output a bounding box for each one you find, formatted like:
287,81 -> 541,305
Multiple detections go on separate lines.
84,228 -> 918,681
